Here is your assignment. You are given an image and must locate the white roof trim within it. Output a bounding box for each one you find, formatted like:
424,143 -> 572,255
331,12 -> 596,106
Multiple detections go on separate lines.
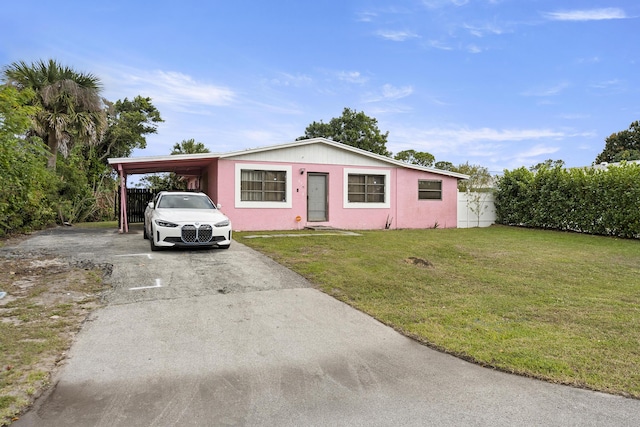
107,152 -> 221,164
108,137 -> 469,179
219,138 -> 469,179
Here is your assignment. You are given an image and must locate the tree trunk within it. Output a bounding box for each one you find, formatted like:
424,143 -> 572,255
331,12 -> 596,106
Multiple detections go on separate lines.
46,133 -> 57,170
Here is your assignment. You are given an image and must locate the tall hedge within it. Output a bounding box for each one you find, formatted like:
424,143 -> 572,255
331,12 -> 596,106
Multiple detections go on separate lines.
494,163 -> 640,238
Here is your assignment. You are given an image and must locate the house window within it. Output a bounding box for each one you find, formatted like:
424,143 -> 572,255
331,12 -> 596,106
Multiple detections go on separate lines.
241,170 -> 287,202
348,174 -> 386,203
418,180 -> 442,200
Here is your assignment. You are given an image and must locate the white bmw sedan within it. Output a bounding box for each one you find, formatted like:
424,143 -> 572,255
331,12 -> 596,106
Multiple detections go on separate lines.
144,191 -> 232,251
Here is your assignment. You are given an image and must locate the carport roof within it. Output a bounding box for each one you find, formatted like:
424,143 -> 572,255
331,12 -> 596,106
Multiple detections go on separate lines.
107,152 -> 221,175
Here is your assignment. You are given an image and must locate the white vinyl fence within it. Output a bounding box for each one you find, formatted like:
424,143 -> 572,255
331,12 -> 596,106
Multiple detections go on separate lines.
457,191 -> 496,228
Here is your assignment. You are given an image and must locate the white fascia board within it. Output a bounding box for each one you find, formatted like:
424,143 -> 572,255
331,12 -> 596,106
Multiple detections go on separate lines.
107,152 -> 221,164
221,137 -> 470,180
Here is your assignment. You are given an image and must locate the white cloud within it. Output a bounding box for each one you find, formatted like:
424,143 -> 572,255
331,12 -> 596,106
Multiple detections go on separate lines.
577,56 -> 601,64
113,69 -> 235,108
357,11 -> 377,22
337,71 -> 369,84
382,84 -> 414,100
367,105 -> 413,115
446,127 -> 566,143
467,44 -> 483,54
388,125 -> 578,170
544,8 -> 627,21
376,30 -> 419,41
463,23 -> 506,37
364,84 -> 414,103
589,79 -> 623,89
521,82 -> 570,97
426,39 -> 454,50
391,126 -> 568,154
269,72 -> 313,87
512,144 -> 560,158
558,113 -> 591,120
422,0 -> 469,8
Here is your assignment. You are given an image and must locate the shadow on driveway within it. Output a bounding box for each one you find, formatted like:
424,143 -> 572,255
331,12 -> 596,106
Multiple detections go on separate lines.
9,225 -> 640,426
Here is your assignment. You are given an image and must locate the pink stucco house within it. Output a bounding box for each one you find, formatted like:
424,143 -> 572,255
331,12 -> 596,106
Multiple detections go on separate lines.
109,138 -> 468,232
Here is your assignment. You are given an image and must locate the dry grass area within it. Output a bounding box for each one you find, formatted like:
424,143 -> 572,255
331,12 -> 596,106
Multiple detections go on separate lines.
0,241 -> 109,426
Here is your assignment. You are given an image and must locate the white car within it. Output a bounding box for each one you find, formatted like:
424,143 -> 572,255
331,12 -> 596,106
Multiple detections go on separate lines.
144,191 -> 232,251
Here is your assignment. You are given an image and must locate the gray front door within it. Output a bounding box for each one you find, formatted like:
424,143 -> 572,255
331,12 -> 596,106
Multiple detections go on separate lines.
307,173 -> 328,221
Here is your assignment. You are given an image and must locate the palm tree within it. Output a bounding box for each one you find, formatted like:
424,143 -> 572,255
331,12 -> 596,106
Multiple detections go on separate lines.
2,59 -> 106,170
138,139 -> 210,191
171,138 -> 210,155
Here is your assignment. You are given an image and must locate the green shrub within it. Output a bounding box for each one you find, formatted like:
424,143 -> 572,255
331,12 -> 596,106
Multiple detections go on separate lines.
0,86 -> 57,236
495,163 -> 640,238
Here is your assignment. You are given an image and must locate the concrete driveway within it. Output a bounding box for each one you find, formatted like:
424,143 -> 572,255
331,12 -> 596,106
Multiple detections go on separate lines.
9,226 -> 640,426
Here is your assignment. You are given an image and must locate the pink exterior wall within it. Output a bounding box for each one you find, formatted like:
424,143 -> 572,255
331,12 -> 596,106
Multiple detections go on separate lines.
394,168 -> 459,229
206,160 -> 219,203
212,159 -> 459,232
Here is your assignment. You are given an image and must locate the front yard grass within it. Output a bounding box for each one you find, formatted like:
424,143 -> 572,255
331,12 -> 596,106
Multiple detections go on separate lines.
237,225 -> 640,398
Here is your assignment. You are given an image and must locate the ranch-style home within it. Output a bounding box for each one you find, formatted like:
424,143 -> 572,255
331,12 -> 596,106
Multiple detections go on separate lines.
108,137 -> 468,232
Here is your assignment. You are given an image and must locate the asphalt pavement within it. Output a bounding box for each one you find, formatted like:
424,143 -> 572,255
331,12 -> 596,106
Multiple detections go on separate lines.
7,225 -> 640,426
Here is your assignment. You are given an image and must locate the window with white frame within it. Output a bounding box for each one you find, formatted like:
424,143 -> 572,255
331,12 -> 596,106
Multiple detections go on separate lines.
418,179 -> 442,200
348,174 -> 386,203
343,168 -> 390,209
235,163 -> 292,209
241,169 -> 287,202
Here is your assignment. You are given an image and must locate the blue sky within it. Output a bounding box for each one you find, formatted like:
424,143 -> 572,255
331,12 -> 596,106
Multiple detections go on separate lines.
2,0 -> 639,173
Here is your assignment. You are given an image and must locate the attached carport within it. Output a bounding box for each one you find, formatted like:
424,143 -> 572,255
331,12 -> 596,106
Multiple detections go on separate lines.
108,153 -> 220,233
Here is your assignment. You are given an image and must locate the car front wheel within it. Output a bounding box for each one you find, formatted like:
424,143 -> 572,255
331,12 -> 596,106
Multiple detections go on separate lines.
149,227 -> 160,251
143,222 -> 148,239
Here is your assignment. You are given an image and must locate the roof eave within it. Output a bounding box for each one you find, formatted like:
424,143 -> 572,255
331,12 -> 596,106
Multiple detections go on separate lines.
219,137 -> 470,179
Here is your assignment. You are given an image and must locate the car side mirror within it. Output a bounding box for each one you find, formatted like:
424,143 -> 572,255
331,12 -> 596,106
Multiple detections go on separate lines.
148,202 -> 154,209
216,204 -> 222,209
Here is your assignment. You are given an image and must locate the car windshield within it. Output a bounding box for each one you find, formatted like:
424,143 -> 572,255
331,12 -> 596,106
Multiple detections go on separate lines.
157,195 -> 215,209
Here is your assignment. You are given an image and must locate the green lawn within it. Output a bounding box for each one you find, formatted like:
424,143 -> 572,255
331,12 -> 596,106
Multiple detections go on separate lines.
236,225 -> 640,398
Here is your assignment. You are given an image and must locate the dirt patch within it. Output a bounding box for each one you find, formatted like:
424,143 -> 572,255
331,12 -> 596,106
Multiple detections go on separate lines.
405,257 -> 434,268
0,249 -> 111,426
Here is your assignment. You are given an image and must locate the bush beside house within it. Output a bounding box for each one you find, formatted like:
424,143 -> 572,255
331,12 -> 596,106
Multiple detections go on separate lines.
494,162 -> 640,238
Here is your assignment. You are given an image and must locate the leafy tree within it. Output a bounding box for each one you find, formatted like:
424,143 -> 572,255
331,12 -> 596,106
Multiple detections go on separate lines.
297,107 -> 391,156
0,85 -> 56,234
2,59 -> 106,170
98,96 -> 163,160
612,149 -> 640,162
0,85 -> 37,133
170,138 -> 209,155
81,96 -> 163,208
394,149 -> 435,167
530,159 -> 565,172
138,139 -> 210,191
54,148 -> 97,223
595,121 -> 640,164
452,162 -> 494,227
434,161 -> 454,171
452,162 -> 493,192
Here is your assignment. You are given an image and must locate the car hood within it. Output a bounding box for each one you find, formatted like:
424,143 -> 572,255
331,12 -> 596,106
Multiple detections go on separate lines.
155,209 -> 229,224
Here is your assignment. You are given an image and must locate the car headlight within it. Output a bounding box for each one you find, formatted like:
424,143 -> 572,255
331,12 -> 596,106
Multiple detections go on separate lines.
214,219 -> 230,228
155,219 -> 178,228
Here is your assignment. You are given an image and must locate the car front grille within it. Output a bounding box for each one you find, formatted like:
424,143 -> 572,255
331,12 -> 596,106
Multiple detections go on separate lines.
181,224 -> 213,243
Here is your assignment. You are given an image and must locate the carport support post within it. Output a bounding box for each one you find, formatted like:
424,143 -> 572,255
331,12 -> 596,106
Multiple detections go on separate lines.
118,164 -> 129,233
